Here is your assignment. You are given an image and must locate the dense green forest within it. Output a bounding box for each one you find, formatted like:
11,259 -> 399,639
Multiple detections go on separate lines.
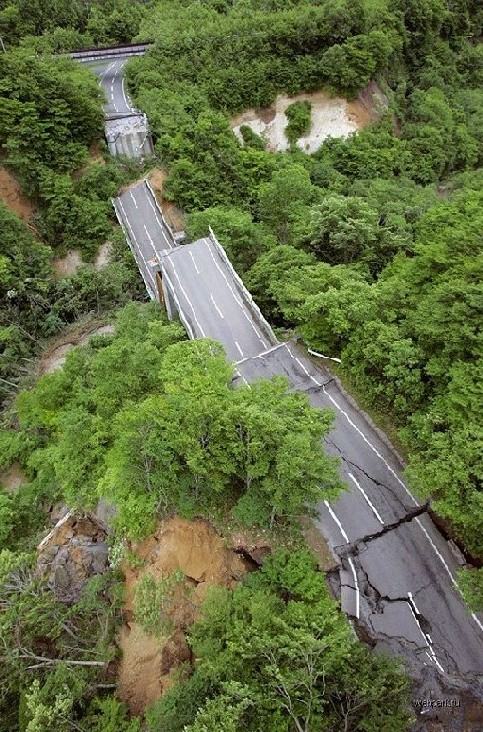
0,0 -> 482,729
128,0 -> 483,557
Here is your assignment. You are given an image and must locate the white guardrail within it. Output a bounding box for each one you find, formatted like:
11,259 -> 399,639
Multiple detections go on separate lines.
208,227 -> 278,346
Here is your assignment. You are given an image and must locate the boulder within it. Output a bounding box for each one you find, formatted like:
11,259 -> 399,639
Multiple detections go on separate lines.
37,512 -> 108,603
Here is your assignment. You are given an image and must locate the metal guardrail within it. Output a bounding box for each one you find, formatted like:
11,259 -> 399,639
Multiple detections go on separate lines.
69,43 -> 152,62
208,227 -> 278,347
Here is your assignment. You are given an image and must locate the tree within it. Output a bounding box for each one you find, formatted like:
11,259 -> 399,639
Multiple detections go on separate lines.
257,164 -> 317,242
293,195 -> 384,271
187,206 -> 275,274
149,550 -> 411,732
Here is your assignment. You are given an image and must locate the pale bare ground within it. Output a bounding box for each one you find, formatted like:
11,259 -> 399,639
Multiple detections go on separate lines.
0,166 -> 35,222
232,83 -> 386,153
0,462 -> 27,493
53,242 -> 112,278
38,322 -> 115,375
52,249 -> 83,278
94,241 -> 112,269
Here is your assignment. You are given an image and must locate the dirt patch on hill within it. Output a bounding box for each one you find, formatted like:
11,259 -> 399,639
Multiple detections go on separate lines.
117,517 -> 251,714
38,321 -> 115,375
0,462 -> 27,493
0,167 -> 35,222
53,249 -> 83,278
232,83 -> 386,154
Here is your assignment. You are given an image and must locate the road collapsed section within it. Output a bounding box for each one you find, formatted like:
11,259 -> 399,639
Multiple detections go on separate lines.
87,56 -> 154,158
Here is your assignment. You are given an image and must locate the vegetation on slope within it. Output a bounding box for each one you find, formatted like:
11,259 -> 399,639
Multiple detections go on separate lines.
128,0 -> 483,556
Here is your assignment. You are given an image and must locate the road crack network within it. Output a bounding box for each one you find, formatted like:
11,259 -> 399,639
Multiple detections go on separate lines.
335,502 -> 429,558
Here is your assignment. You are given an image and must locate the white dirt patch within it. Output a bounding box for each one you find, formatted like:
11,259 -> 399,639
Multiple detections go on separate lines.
94,241 -> 112,270
232,88 -> 377,154
53,249 -> 83,278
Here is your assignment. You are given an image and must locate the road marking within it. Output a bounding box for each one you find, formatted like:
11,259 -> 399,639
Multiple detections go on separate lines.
206,239 -> 244,306
205,239 -> 269,346
348,472 -> 384,525
348,557 -> 360,619
235,368 -> 250,387
168,261 -> 206,337
414,518 -> 456,587
189,251 -> 200,273
144,191 -> 171,249
413,517 -> 483,636
143,224 -> 157,256
210,293 -> 224,319
323,500 -> 349,543
235,342 -> 286,365
408,592 -> 444,673
240,308 -> 269,347
121,76 -> 133,112
130,191 -> 138,209
116,200 -> 156,290
308,347 -> 342,364
285,344 -> 322,387
284,345 -> 418,505
234,341 -> 244,358
163,271 -> 195,339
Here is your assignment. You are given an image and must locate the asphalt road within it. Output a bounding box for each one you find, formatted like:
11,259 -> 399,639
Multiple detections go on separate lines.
235,342 -> 483,683
113,180 -> 175,299
160,238 -> 275,362
156,237 -> 483,691
87,58 -> 135,117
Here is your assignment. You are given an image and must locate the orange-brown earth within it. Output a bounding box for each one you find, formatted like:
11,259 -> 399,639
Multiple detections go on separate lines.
117,517 -> 251,714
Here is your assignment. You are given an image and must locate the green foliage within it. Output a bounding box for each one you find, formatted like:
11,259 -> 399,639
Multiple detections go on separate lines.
458,567 -> 483,612
186,206 -> 275,273
285,100 -> 311,145
0,549 -> 123,729
134,570 -> 185,636
148,549 -> 411,732
7,306 -> 339,539
0,0 -> 147,49
0,51 -> 102,189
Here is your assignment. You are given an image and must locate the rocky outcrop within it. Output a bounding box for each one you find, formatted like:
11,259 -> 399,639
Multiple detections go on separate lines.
37,512 -> 108,603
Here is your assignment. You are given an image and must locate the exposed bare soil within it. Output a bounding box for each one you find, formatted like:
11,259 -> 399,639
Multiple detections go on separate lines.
94,241 -> 112,269
0,166 -> 35,222
0,462 -> 27,493
118,517 -> 250,714
38,321 -> 115,375
52,249 -> 83,278
232,83 -> 386,154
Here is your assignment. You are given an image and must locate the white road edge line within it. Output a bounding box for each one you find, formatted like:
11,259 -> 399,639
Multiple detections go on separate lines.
210,293 -> 224,319
234,341 -> 244,358
168,260 -> 207,338
408,592 -> 444,673
323,500 -> 349,543
348,472 -> 384,525
189,251 -> 200,274
348,557 -> 360,619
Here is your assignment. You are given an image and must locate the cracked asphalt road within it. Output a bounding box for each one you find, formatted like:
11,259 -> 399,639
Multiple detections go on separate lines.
235,341 -> 483,689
